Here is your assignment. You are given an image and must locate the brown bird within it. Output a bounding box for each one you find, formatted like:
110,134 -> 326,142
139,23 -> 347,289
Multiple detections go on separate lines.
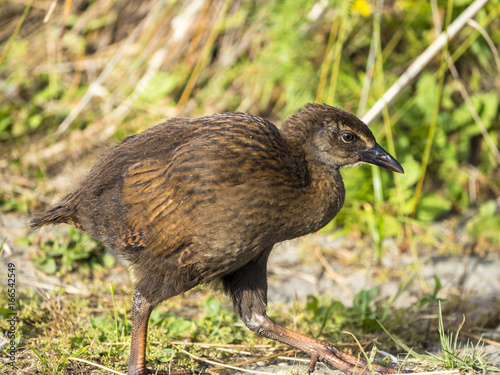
32,103 -> 404,375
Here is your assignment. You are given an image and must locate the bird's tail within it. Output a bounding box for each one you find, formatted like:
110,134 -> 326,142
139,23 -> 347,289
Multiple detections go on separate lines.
30,192 -> 79,230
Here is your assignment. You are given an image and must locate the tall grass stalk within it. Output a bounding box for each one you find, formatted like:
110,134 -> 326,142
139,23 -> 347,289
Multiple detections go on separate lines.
366,0 -> 384,262
426,302 -> 500,372
0,0 -> 34,67
386,6 -> 497,128
316,14 -> 340,103
367,0 -> 428,289
411,0 -> 454,217
326,0 -> 353,105
110,283 -> 120,344
343,331 -> 375,374
177,0 -> 233,110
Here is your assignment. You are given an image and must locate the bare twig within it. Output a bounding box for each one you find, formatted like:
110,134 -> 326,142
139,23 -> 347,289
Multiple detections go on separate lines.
68,357 -> 126,375
107,48 -> 169,124
208,349 -> 297,372
0,240 -> 13,256
270,266 -> 317,284
357,0 -> 383,117
177,0 -> 233,111
56,1 -> 163,134
406,371 -> 460,375
0,0 -> 35,66
313,242 -> 354,299
463,332 -> 500,348
175,346 -> 275,375
167,341 -> 275,348
429,0 -> 500,166
22,278 -> 89,295
466,19 -> 500,75
362,0 -> 489,125
43,0 -> 58,23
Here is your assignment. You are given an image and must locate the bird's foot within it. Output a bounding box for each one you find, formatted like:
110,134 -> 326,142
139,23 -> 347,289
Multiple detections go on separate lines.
315,344 -> 411,375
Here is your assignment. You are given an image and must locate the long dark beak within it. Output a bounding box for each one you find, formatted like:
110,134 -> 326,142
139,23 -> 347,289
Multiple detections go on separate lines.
358,143 -> 404,174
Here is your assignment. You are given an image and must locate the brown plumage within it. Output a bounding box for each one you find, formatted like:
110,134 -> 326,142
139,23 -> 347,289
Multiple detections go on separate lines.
32,103 -> 405,375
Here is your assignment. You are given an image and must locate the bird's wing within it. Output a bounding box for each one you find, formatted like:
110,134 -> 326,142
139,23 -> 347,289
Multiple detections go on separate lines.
122,151 -> 198,258
122,120 -> 306,260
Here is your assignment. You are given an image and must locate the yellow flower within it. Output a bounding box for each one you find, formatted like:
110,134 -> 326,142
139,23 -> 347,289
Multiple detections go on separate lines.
353,0 -> 372,17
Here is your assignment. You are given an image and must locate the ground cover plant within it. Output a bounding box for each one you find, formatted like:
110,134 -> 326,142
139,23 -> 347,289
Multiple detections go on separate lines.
0,0 -> 499,374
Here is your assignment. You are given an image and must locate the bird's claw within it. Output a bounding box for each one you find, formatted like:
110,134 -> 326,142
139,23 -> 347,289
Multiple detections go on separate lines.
315,344 -> 405,375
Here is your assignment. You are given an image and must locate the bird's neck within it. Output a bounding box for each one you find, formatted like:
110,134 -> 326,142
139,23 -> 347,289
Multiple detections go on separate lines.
301,161 -> 345,234
280,130 -> 345,237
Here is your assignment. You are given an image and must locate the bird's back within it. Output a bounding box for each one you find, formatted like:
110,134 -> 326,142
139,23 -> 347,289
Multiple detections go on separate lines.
31,113 -> 311,261
31,117 -> 197,245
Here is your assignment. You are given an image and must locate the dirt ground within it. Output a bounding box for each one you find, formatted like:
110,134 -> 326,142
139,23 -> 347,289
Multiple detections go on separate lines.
263,236 -> 500,374
1,211 -> 499,374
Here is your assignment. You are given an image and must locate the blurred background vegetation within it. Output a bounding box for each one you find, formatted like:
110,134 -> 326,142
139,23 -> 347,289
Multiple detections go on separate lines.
1,1 -> 500,373
1,0 -> 499,253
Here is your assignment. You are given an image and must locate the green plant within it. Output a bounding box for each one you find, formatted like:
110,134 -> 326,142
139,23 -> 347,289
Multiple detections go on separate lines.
2,0 -> 499,260
466,200 -> 500,247
26,227 -> 115,276
418,275 -> 444,308
379,301 -> 500,373
2,1 -> 500,372
427,302 -> 500,373
28,344 -> 88,374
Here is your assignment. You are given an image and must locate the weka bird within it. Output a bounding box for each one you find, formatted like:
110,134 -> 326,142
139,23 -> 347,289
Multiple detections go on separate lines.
32,103 -> 404,375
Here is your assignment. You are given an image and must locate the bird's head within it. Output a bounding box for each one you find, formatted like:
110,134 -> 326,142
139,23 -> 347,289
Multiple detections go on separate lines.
283,103 -> 404,174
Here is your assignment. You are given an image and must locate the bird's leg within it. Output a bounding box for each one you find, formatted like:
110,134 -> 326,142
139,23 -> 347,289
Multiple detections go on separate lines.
128,290 -> 192,375
224,254 -> 406,375
128,289 -> 199,375
243,314 -> 403,374
128,290 -> 154,375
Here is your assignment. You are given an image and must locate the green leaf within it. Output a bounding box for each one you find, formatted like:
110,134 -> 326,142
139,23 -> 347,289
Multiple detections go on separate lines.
416,194 -> 452,222
139,72 -> 178,102
306,295 -> 319,314
204,297 -> 221,317
467,215 -> 500,244
33,257 -> 57,275
157,348 -> 176,363
415,73 -> 437,119
479,200 -> 497,217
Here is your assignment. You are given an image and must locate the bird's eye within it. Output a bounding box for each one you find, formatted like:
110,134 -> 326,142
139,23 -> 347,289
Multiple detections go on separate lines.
341,132 -> 355,143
